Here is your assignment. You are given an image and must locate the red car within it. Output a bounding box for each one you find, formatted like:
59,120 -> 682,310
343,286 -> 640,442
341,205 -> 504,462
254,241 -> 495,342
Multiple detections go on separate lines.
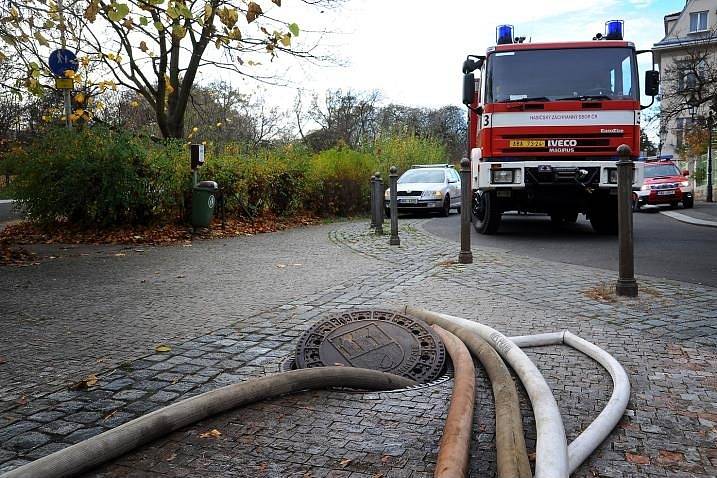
633,160 -> 693,211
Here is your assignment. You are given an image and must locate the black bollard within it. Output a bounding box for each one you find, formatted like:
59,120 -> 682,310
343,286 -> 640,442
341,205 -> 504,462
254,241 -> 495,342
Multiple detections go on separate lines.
389,166 -> 400,246
458,158 -> 473,264
374,172 -> 384,235
369,173 -> 377,231
615,144 -> 638,297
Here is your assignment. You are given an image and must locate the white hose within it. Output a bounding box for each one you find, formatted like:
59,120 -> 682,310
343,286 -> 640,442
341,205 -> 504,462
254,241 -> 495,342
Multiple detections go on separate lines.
404,306 -> 569,478
507,331 -> 631,474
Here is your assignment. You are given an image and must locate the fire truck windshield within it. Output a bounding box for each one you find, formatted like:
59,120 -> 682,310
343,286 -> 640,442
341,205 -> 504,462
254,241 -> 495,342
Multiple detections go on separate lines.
486,47 -> 637,103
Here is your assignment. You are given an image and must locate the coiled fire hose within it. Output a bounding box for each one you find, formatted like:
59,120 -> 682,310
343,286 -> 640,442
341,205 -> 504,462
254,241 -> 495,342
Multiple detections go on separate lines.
419,311 -> 532,478
407,306 -> 631,477
405,306 -> 568,478
1,368 -> 415,478
432,325 -> 475,478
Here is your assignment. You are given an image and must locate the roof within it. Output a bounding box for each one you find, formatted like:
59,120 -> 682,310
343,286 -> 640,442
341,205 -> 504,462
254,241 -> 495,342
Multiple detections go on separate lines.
492,41 -> 631,53
653,31 -> 717,50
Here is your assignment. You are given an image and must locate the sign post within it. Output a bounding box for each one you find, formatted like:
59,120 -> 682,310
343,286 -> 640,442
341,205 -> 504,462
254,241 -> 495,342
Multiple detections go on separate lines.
48,48 -> 79,130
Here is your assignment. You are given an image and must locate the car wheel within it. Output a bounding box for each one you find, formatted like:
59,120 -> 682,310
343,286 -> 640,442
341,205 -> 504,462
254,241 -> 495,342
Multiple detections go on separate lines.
472,190 -> 501,234
632,199 -> 641,212
440,195 -> 450,217
683,196 -> 694,208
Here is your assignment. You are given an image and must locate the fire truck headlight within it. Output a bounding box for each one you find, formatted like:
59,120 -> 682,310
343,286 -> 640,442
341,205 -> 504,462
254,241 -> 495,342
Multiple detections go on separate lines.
607,168 -> 618,184
491,169 -> 515,184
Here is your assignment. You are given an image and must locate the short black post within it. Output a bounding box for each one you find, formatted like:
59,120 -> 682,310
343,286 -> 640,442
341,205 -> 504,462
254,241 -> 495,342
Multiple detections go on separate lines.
707,110 -> 713,203
615,144 -> 638,297
389,166 -> 400,246
374,172 -> 384,235
369,173 -> 377,230
458,158 -> 473,264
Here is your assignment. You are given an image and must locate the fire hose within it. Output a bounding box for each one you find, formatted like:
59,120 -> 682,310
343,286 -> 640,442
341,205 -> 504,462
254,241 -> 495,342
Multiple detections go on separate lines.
432,325 -> 475,478
0,368 -> 415,478
406,306 -> 630,478
2,309 -> 629,478
426,315 -> 532,478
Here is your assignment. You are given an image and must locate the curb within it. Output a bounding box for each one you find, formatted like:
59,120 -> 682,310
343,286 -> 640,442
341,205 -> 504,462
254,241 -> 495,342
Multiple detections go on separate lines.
660,210 -> 717,228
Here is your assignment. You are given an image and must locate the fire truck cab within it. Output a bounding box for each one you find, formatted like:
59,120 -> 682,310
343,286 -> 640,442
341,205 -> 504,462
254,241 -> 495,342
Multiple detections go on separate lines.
462,21 -> 659,234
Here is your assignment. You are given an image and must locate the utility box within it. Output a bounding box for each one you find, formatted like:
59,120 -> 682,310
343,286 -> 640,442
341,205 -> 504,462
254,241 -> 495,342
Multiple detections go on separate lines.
192,180 -> 219,228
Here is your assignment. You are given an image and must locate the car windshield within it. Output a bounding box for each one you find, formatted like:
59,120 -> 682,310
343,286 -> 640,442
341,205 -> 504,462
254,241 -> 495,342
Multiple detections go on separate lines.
398,170 -> 445,184
645,164 -> 681,178
486,47 -> 638,102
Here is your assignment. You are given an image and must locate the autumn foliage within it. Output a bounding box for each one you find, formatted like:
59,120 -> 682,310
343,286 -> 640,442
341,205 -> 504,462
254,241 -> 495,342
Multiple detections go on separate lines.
5,126 -> 448,228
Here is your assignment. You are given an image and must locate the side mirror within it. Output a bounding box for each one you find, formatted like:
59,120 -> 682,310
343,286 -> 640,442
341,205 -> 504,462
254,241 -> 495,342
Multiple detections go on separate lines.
682,169 -> 689,177
463,73 -> 475,105
644,70 -> 659,97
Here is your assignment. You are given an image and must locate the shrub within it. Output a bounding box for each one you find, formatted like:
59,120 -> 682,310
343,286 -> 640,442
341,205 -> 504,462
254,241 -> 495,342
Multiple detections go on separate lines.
11,127 -> 172,227
305,147 -> 377,216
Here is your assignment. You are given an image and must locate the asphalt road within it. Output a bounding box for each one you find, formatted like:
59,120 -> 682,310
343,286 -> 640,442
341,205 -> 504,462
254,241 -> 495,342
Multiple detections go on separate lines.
423,207 -> 717,288
0,200 -> 21,223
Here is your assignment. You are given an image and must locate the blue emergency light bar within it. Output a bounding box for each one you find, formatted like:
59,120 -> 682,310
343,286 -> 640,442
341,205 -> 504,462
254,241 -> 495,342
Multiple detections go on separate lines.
605,20 -> 624,40
497,25 -> 514,45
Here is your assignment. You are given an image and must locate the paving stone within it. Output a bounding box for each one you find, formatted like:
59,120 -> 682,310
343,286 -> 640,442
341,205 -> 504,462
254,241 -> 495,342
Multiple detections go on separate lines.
0,219 -> 715,477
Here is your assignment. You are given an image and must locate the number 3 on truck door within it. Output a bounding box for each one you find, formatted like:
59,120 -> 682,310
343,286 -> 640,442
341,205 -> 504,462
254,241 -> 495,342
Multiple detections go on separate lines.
482,114 -> 490,127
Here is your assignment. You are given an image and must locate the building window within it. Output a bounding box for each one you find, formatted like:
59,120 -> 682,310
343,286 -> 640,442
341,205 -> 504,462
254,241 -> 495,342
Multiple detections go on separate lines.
689,11 -> 708,32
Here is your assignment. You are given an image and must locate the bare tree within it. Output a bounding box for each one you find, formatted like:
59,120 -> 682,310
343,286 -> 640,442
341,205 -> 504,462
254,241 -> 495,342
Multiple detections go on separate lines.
0,0 -> 339,138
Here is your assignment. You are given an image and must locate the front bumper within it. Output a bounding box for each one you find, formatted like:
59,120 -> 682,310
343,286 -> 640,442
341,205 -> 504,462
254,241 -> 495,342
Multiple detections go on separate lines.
384,198 -> 444,209
635,188 -> 692,206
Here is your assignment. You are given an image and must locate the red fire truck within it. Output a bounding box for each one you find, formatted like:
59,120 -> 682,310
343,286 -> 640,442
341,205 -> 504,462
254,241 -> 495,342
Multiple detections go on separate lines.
462,21 -> 659,234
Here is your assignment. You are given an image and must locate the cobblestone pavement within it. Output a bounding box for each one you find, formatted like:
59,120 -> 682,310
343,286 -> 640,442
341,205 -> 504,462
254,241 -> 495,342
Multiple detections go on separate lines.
1,219 -> 716,477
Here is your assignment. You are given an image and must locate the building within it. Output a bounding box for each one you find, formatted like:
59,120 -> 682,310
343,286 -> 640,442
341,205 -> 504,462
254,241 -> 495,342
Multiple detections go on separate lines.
653,0 -> 717,165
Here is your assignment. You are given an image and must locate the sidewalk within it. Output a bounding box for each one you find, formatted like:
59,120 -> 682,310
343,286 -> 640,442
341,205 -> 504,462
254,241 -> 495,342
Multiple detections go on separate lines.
0,220 -> 715,477
661,201 -> 717,227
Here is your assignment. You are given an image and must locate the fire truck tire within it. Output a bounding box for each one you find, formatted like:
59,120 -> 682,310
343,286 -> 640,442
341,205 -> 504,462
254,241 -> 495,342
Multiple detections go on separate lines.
589,204 -> 618,234
472,190 -> 501,234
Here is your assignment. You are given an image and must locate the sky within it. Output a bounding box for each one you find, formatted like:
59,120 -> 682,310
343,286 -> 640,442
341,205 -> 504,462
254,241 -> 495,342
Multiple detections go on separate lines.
230,0 -> 680,110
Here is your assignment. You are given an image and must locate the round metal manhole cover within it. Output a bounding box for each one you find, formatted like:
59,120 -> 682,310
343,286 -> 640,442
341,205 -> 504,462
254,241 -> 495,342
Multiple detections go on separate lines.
295,309 -> 446,383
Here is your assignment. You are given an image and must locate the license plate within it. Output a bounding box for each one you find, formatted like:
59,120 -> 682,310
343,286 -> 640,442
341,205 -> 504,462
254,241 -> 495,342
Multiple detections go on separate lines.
509,139 -> 545,148
657,190 -> 674,196
399,198 -> 417,204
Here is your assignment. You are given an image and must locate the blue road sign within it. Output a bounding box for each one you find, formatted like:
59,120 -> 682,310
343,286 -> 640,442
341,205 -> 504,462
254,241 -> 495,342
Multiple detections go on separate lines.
48,49 -> 78,77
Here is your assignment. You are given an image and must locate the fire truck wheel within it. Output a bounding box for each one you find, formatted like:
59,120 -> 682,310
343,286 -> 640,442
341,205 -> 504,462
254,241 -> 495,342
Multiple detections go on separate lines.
564,211 -> 578,223
472,190 -> 501,234
440,196 -> 451,217
589,204 -> 618,234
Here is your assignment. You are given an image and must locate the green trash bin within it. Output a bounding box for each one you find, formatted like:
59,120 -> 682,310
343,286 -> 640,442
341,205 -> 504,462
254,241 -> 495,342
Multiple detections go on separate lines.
192,180 -> 219,228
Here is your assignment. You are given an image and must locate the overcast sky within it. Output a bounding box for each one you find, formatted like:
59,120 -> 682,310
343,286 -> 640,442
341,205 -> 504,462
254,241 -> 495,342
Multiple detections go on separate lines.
222,0 -> 677,110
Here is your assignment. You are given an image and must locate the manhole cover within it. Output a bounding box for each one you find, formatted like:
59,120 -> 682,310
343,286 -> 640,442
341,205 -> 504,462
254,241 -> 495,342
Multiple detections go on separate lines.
295,309 -> 446,383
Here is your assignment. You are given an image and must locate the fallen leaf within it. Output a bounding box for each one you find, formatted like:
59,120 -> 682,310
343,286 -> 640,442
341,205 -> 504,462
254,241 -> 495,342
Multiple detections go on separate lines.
114,252 -> 126,257
69,374 -> 98,390
258,462 -> 268,471
165,452 -> 176,462
176,274 -> 185,278
0,356 -> 6,365
103,410 -> 117,421
155,344 -> 171,353
199,428 -> 222,439
276,263 -> 286,268
625,452 -> 650,465
16,394 -> 28,406
380,455 -> 390,464
339,458 -> 352,467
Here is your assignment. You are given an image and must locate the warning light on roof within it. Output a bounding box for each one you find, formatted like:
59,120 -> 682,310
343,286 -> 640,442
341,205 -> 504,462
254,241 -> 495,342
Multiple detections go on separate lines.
497,25 -> 514,45
605,20 -> 624,40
